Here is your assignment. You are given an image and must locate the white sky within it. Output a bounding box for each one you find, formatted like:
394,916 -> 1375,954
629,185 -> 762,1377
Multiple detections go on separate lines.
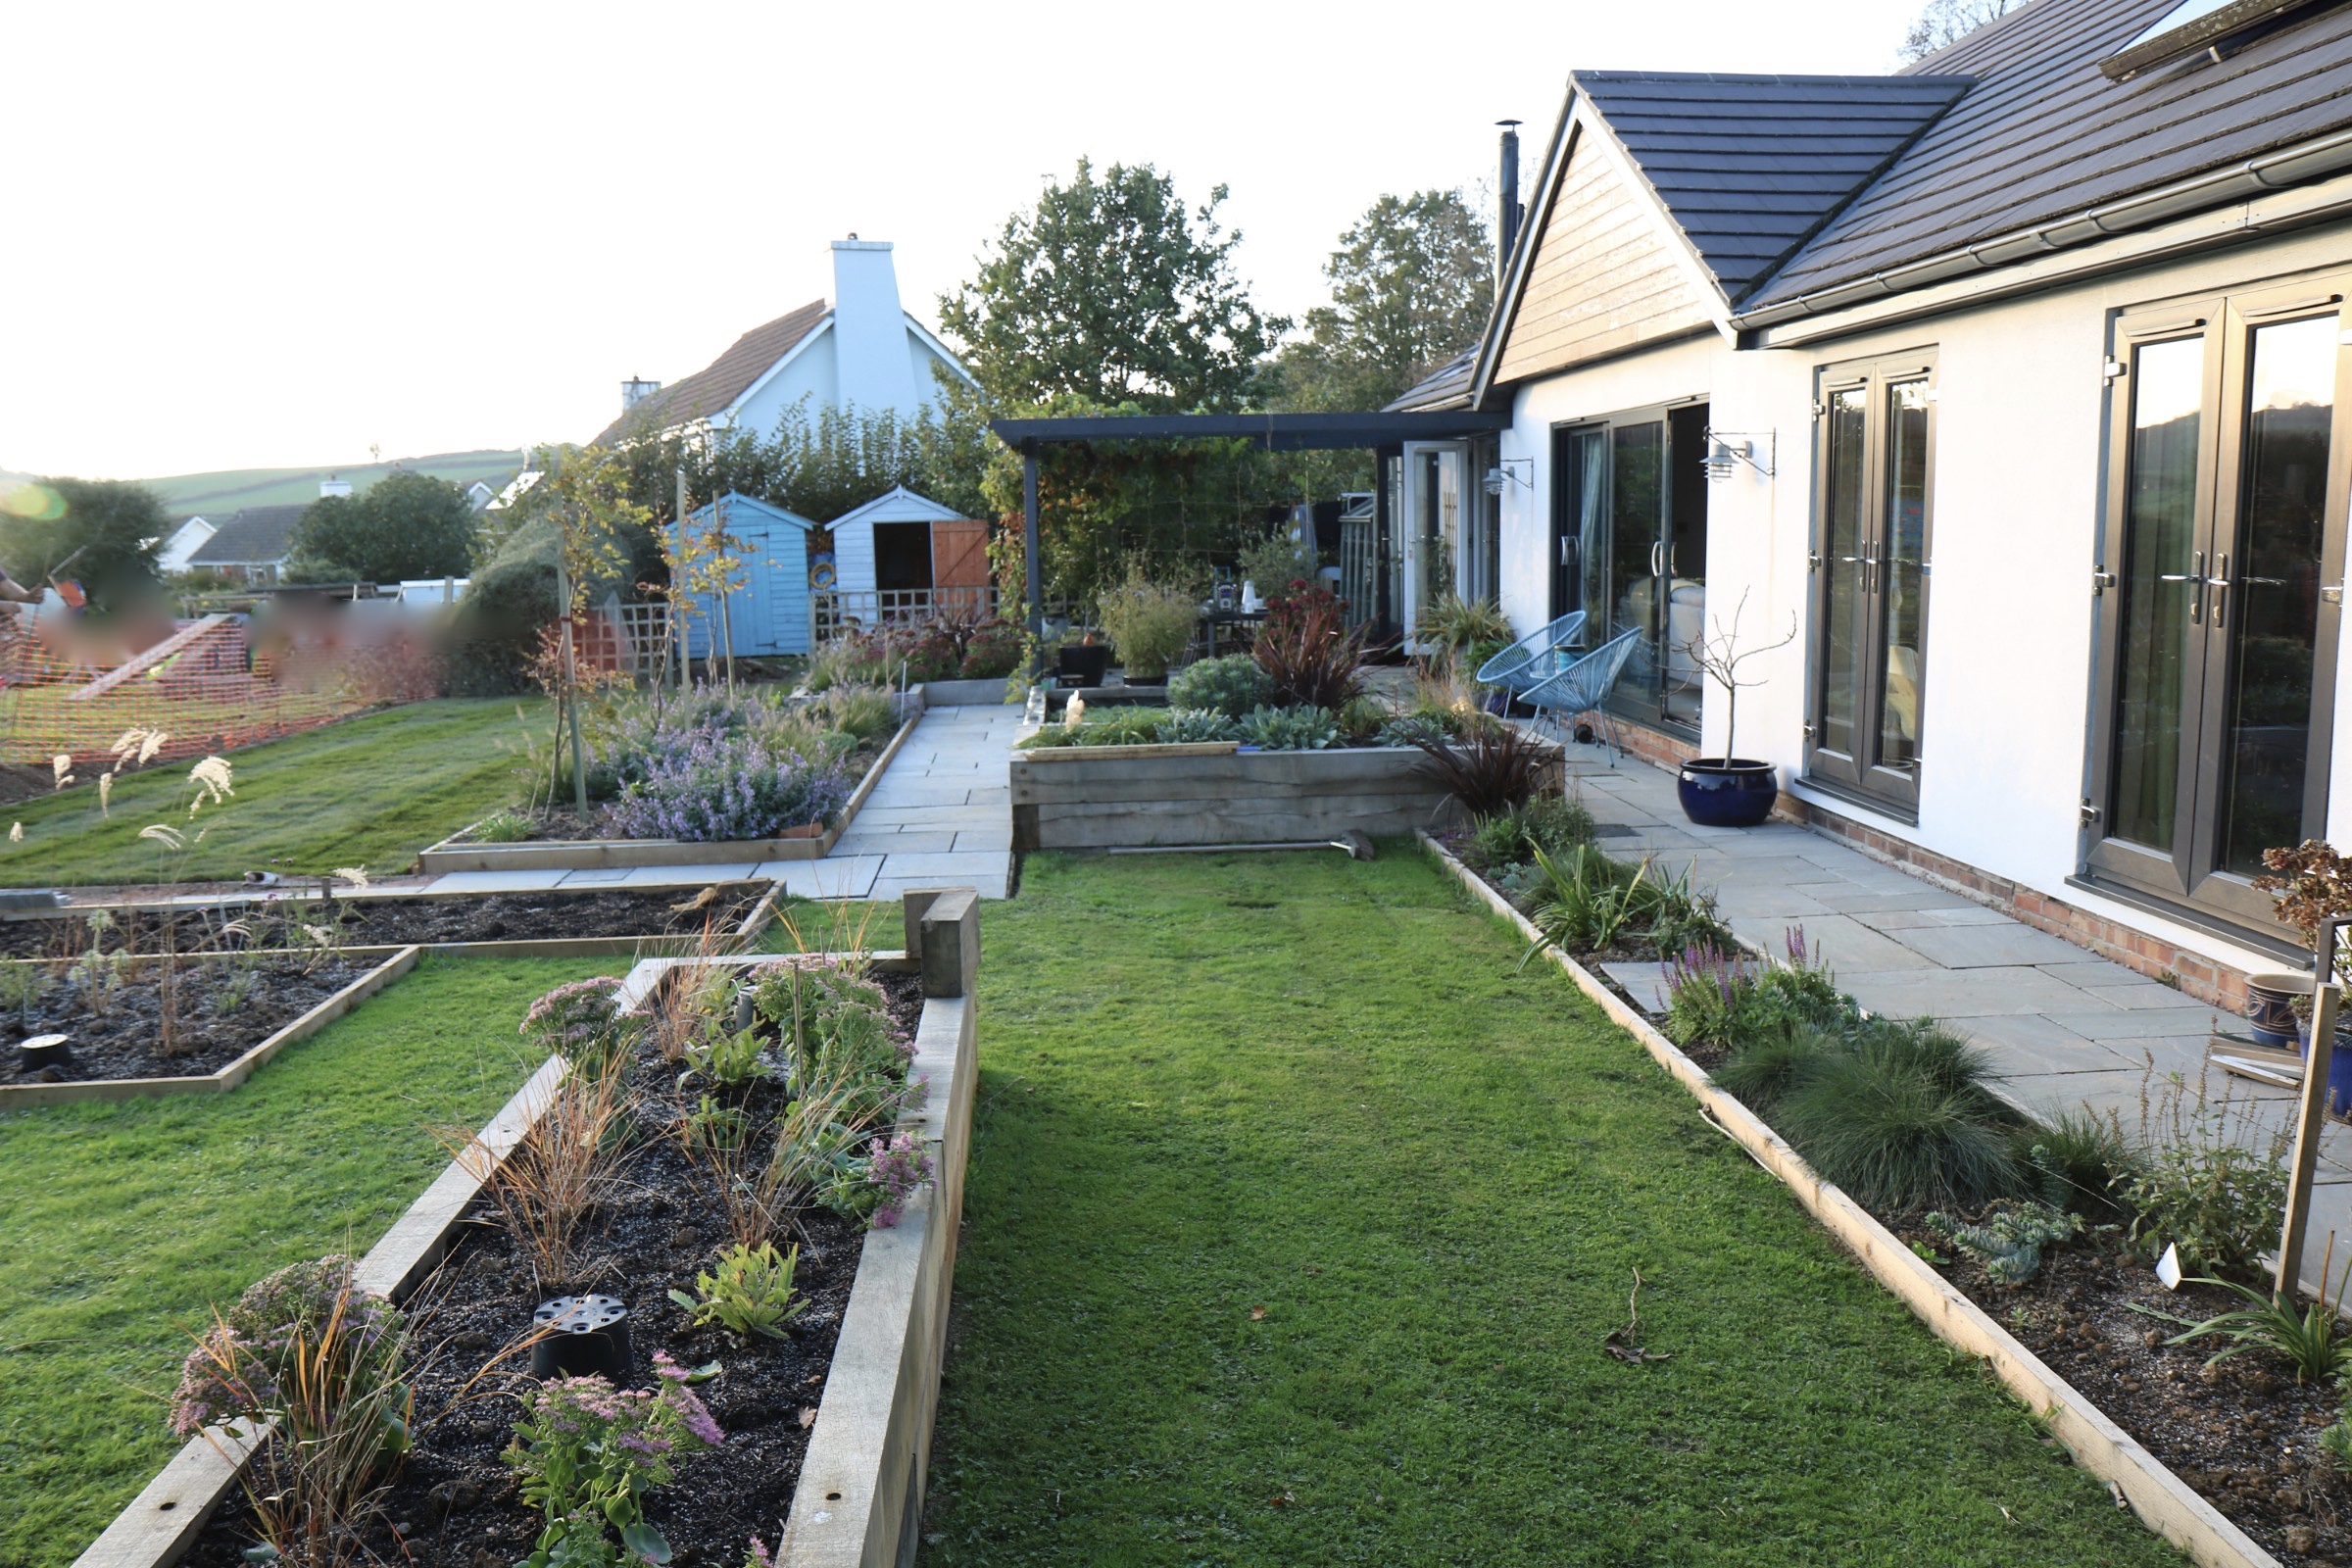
2,0 -> 1921,480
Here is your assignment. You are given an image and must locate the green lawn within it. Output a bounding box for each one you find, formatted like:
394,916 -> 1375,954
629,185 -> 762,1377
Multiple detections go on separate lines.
920,850 -> 2180,1567
0,698 -> 545,886
0,954 -> 616,1567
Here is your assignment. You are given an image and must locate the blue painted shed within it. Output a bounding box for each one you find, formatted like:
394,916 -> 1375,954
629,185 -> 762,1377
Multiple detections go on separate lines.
675,492 -> 818,657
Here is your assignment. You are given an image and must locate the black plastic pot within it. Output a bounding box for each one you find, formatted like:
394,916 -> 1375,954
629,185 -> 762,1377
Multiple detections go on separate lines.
530,1296 -> 632,1382
1056,646 -> 1111,688
17,1034 -> 72,1073
1677,759 -> 1778,828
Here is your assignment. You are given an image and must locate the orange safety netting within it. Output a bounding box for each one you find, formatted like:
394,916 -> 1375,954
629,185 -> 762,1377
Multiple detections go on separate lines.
0,602 -> 440,795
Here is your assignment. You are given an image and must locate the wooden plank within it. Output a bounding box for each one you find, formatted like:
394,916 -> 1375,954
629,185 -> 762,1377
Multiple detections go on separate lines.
66,615 -> 232,702
1016,741 -> 1239,762
1418,833 -> 2280,1568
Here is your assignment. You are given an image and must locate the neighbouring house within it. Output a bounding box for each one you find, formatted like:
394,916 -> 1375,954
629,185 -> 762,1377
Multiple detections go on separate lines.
464,480 -> 496,511
154,515 -> 219,574
673,493 -> 818,659
595,237 -> 977,449
182,503 -> 306,584
1394,0 -> 2352,995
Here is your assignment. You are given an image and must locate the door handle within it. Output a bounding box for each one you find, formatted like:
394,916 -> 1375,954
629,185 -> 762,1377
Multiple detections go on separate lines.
2206,553 -> 2230,626
1650,542 -> 1665,577
1560,538 -> 1572,567
2157,550 -> 2207,621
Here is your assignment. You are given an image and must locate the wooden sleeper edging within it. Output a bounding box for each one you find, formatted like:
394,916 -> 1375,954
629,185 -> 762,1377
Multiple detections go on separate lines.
74,891 -> 983,1568
70,1054 -> 570,1568
1417,831 -> 2279,1568
0,946 -> 424,1109
415,703 -> 927,874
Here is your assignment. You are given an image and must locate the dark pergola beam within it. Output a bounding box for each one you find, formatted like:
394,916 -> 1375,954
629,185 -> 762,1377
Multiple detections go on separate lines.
989,410 -> 1509,455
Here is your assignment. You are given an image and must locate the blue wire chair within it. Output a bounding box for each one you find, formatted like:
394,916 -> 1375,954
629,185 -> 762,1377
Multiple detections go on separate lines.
1475,610 -> 1588,696
1522,627 -> 1642,765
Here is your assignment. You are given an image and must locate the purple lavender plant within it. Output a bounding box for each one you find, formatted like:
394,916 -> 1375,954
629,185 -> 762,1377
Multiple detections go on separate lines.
864,1133 -> 935,1228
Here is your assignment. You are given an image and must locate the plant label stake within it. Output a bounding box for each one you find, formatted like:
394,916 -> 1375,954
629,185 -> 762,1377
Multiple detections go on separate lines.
2276,940 -> 2342,1298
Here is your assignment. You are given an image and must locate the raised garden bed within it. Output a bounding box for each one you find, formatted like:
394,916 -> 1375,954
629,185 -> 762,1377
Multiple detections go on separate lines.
0,948 -> 416,1107
1423,830 -> 2292,1568
1011,744 -> 1555,851
76,889 -> 982,1568
0,884 -> 780,961
416,704 -> 922,873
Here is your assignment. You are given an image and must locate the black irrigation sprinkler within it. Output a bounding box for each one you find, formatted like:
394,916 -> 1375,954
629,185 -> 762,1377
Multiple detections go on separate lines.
529,1296 -> 632,1382
17,1033 -> 73,1074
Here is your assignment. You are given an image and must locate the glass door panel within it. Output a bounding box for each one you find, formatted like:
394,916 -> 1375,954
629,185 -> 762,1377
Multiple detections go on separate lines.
2107,335 -> 2205,855
1878,380 -> 1931,770
1817,386 -> 1869,766
1663,405 -> 1709,730
1609,422 -> 1664,714
2211,315 -> 2336,875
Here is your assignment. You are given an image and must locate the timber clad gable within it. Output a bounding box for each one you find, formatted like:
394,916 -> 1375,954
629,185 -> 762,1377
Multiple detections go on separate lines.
1494,125 -> 1715,385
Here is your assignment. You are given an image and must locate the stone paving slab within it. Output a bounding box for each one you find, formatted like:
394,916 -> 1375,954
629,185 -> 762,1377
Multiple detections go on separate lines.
788,707 -> 1015,901
1886,921 -> 2096,969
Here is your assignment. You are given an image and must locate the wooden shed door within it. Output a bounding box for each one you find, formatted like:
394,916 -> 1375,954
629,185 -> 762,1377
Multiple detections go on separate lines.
930,518 -> 994,613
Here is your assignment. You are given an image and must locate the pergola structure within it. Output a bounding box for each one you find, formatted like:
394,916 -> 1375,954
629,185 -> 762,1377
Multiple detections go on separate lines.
988,410 -> 1511,643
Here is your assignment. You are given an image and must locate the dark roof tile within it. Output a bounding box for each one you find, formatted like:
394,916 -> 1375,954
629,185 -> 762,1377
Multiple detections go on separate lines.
187,505 -> 306,566
1750,0 -> 2352,307
1571,70 -> 1973,302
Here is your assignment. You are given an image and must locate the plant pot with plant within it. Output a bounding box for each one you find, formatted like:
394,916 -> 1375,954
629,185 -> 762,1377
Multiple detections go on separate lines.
1674,591 -> 1797,828
2256,840 -> 2352,1115
1098,563 -> 1200,686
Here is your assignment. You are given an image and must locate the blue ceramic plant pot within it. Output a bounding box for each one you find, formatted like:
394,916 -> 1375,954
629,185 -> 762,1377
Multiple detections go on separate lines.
2292,1014 -> 2352,1119
2246,972 -> 2306,1048
1677,760 -> 1778,828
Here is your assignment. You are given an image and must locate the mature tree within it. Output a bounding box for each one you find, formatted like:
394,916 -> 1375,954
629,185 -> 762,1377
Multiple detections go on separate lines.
939,157 -> 1286,413
0,476 -> 165,610
1899,0 -> 2011,61
1275,189 -> 1496,414
286,470 -> 478,582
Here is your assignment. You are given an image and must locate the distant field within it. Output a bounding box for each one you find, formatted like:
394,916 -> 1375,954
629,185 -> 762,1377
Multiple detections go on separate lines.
137,449 -> 526,514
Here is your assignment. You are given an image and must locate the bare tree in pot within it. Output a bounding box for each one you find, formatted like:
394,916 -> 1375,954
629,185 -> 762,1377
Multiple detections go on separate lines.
1676,590 -> 1796,827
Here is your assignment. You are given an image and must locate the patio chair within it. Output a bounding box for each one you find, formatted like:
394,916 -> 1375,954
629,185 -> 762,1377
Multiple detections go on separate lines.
1475,610 -> 1588,696
1522,626 -> 1642,765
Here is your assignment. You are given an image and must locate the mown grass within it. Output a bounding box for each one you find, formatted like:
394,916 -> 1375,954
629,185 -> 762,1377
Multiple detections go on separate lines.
919,850 -> 2180,1567
0,698 -> 546,885
0,954 -> 617,1568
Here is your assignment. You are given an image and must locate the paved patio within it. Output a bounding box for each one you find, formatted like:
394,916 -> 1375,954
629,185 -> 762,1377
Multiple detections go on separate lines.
1564,751 -> 2352,1293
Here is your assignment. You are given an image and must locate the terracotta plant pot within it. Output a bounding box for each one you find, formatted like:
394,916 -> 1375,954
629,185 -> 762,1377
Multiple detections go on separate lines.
1676,759 -> 1778,828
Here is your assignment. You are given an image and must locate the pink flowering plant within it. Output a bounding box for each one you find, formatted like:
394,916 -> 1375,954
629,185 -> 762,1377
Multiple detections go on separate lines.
520,975 -> 644,1072
504,1350 -> 725,1568
816,1131 -> 936,1229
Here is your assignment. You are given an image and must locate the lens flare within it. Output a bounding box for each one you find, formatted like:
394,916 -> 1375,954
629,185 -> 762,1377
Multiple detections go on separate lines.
0,481 -> 65,521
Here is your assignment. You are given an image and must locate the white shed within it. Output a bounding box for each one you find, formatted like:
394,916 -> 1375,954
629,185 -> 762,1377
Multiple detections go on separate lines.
823,486 -> 993,624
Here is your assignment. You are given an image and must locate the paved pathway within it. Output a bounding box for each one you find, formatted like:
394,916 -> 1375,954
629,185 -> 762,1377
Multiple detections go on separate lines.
1562,752 -> 2352,1290
416,704 -> 1018,903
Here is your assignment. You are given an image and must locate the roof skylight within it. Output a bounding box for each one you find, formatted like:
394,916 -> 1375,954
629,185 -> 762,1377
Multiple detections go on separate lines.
2100,0 -> 2328,77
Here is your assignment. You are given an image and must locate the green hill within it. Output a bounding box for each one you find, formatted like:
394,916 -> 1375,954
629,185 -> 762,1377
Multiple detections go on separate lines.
135,450 -> 526,514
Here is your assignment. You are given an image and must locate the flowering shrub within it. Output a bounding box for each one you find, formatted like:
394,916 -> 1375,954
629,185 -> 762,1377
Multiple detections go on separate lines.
505,1350 -> 724,1568
171,1254 -> 406,1441
896,628 -> 962,684
519,976 -> 643,1071
605,729 -> 852,843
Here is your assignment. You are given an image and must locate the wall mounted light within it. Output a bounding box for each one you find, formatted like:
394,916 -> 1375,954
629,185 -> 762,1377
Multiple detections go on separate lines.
1702,429 -> 1777,482
1482,458 -> 1533,496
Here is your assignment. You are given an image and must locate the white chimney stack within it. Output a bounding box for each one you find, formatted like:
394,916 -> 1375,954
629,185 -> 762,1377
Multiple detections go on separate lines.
621,376 -> 661,414
830,238 -> 918,419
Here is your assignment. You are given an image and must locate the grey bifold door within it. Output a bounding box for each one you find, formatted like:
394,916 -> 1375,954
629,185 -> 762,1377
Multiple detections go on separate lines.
1806,352 -> 1936,814
2085,276 -> 2351,932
